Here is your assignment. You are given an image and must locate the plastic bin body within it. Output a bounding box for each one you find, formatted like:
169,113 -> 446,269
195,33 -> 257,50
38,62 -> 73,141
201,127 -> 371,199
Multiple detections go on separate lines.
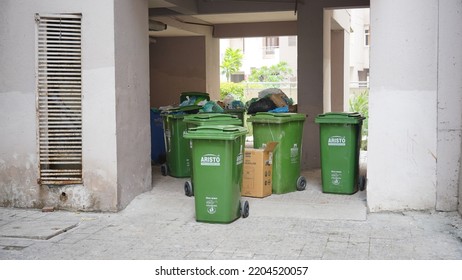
184,114 -> 242,185
315,112 -> 364,194
248,113 -> 306,194
184,125 -> 247,223
161,106 -> 200,177
162,114 -> 191,177
150,108 -> 166,164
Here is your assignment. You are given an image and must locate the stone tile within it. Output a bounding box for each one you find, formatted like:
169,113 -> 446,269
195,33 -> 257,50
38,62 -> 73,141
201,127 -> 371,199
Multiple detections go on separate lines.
184,251 -> 212,259
322,241 -> 349,260
208,251 -> 235,260
1,169 -> 462,260
231,250 -> 254,259
328,233 -> 350,242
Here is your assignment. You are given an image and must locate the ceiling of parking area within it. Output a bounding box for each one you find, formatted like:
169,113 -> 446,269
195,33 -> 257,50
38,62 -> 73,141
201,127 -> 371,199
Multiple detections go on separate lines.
148,0 -> 297,37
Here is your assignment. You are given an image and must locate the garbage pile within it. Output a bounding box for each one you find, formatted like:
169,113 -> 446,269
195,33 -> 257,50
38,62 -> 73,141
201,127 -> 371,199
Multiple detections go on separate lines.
247,88 -> 295,114
158,88 -> 295,115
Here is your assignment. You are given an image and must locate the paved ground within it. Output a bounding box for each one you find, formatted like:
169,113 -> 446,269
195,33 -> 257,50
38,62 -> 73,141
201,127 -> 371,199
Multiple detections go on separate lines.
1,168 -> 462,260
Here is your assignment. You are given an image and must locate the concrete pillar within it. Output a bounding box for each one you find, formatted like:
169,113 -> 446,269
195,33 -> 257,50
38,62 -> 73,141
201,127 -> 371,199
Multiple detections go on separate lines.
0,0 -> 120,211
437,0 -> 462,212
368,0 -> 438,211
205,35 -> 220,100
297,2 -> 324,169
114,0 -> 152,210
323,10 -> 333,113
331,10 -> 352,112
331,30 -> 345,112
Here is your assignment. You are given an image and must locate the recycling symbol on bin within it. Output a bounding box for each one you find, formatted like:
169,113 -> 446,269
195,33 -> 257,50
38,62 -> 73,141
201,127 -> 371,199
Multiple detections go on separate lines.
206,197 -> 218,214
207,206 -> 216,214
332,178 -> 340,185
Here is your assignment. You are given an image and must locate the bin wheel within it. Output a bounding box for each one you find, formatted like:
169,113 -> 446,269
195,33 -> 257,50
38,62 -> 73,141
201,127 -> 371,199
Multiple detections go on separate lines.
359,175 -> 367,191
184,181 -> 193,197
160,164 -> 168,176
241,201 -> 249,218
296,176 -> 307,191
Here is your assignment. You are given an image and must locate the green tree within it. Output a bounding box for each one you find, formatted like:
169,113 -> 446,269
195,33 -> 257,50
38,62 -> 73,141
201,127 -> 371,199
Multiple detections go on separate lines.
220,82 -> 245,101
220,48 -> 244,82
248,61 -> 293,82
349,90 -> 369,150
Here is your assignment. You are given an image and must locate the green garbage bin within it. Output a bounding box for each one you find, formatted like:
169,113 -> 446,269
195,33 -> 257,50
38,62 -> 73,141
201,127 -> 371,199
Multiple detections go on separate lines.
183,113 -> 243,196
224,108 -> 246,126
184,113 -> 242,128
248,112 -> 307,194
315,112 -> 366,194
161,105 -> 201,178
184,125 -> 249,223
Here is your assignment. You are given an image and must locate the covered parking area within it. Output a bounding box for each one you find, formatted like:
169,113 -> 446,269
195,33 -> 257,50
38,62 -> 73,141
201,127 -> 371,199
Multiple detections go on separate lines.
0,0 -> 461,215
148,0 -> 462,215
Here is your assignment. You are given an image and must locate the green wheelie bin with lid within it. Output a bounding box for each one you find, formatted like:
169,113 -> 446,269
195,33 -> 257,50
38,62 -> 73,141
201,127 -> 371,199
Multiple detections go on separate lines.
315,112 -> 366,194
248,112 -> 307,194
183,113 -> 242,196
224,108 -> 246,126
184,125 -> 249,223
161,105 -> 200,178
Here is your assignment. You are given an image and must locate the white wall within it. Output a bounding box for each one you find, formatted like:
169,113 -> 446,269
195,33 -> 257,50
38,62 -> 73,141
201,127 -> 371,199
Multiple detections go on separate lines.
242,37 -> 280,75
279,36 -> 298,78
114,0 -> 152,210
368,0 -> 439,211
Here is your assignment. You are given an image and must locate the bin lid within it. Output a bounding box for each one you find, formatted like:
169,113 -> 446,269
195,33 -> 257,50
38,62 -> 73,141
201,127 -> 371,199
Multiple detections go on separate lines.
247,112 -> 306,124
180,91 -> 210,103
162,105 -> 201,117
184,113 -> 241,125
184,125 -> 247,140
315,112 -> 365,124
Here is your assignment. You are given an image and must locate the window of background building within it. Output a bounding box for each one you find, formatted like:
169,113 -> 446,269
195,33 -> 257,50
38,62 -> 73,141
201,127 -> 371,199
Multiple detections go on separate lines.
364,25 -> 370,47
263,36 -> 279,56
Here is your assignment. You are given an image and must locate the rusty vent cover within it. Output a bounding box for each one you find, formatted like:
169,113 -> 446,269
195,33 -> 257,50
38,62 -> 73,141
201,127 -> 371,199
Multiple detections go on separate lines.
36,13 -> 83,185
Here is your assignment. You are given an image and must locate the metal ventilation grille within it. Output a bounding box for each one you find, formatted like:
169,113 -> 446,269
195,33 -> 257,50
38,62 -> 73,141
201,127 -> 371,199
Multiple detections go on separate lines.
36,13 -> 83,185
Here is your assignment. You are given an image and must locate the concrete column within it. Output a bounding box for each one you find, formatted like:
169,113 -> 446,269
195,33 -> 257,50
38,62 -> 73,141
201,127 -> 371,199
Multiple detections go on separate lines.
437,0 -> 462,212
205,35 -> 220,100
343,30 -> 351,112
368,0 -> 438,211
0,0 -> 120,211
331,30 -> 345,112
297,2 -> 324,169
323,10 -> 332,113
114,0 -> 152,210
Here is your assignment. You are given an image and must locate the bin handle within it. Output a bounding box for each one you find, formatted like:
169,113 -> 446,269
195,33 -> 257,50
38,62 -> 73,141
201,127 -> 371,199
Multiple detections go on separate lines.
190,125 -> 241,132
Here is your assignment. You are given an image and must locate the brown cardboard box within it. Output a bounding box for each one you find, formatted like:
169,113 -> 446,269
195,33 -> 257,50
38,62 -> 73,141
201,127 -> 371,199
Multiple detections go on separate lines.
269,93 -> 288,107
242,142 -> 278,198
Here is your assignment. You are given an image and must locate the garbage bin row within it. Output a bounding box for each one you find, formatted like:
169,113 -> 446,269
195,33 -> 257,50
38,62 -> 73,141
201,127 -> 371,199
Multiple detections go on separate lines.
150,93 -> 366,224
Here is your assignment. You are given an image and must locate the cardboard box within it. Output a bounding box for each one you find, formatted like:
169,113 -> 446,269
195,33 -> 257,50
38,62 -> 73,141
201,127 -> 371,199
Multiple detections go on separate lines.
269,93 -> 288,107
242,142 -> 278,198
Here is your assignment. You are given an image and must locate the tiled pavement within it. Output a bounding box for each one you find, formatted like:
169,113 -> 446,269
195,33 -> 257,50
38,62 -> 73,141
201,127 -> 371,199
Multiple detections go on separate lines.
0,169 -> 461,260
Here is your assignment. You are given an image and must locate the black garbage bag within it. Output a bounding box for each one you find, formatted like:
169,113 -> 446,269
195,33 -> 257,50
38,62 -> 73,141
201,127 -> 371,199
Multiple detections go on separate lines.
247,97 -> 277,114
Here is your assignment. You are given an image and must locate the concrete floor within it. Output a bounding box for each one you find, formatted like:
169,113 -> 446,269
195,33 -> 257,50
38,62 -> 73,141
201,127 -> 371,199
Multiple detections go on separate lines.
1,165 -> 461,260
